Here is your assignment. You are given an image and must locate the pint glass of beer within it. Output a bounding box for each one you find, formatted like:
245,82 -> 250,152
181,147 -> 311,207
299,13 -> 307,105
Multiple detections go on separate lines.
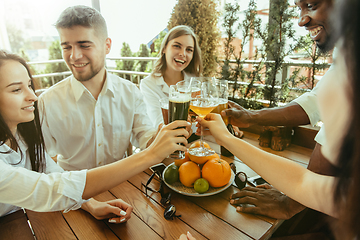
212,79 -> 229,125
168,84 -> 191,159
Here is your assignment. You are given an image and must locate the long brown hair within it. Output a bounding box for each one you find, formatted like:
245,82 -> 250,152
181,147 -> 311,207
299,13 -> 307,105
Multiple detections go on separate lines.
331,0 -> 360,238
152,25 -> 203,77
0,51 -> 46,172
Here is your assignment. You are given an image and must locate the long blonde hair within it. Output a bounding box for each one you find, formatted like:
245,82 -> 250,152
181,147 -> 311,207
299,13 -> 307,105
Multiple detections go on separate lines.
152,25 -> 202,77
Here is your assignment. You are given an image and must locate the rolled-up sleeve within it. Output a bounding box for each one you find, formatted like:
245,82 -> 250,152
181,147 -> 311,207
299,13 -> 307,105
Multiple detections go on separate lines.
140,80 -> 164,128
131,86 -> 157,149
0,160 -> 87,213
292,90 -> 320,126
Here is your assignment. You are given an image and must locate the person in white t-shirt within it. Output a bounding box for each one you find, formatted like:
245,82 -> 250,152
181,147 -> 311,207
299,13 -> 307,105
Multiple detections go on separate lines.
218,0 -> 340,238
38,6 -> 191,171
0,51 -> 189,220
140,25 -> 202,128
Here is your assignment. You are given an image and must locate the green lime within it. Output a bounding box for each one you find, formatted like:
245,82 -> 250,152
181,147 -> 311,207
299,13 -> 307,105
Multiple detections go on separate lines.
164,165 -> 179,184
194,178 -> 209,194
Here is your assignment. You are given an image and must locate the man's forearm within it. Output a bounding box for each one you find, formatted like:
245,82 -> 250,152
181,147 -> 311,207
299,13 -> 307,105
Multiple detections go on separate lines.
251,102 -> 310,127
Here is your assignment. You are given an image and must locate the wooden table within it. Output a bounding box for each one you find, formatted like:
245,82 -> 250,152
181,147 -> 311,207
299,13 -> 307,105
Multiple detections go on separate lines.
0,132 -> 312,240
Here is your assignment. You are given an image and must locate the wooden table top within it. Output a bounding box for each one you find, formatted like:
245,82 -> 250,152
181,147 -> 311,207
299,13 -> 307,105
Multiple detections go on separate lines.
0,131 -> 313,240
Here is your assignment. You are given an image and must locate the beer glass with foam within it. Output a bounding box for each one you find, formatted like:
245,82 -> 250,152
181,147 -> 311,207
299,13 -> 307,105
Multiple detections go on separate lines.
168,84 -> 191,159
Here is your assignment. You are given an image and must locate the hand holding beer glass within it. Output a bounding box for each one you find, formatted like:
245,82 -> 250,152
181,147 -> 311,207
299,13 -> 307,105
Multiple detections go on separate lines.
168,83 -> 191,159
188,77 -> 219,157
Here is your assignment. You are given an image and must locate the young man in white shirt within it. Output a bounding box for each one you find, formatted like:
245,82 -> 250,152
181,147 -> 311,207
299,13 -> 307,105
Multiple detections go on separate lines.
38,6 -> 162,171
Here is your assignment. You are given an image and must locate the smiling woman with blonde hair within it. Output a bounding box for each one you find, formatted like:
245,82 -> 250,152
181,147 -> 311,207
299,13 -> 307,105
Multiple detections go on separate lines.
140,25 -> 202,128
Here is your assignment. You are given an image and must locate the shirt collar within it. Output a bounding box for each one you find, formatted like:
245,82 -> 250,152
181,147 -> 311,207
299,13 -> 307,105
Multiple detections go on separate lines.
0,132 -> 28,154
103,71 -> 115,98
70,70 -> 115,102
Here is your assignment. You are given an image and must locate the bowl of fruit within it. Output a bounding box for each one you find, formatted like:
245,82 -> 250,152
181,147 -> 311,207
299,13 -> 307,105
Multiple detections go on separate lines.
162,141 -> 235,197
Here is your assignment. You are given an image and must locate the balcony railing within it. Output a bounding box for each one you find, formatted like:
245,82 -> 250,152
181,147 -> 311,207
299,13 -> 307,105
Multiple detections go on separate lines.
29,56 -> 331,99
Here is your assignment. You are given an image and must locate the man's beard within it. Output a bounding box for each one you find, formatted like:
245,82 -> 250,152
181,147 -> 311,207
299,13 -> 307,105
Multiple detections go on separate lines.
73,65 -> 102,82
316,31 -> 335,54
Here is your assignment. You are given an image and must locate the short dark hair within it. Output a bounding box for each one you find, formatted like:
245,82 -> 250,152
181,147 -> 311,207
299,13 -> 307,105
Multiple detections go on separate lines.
0,50 -> 46,172
55,5 -> 108,40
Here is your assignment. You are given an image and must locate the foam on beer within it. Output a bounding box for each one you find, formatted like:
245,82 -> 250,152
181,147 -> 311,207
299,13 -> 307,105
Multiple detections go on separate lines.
169,93 -> 191,103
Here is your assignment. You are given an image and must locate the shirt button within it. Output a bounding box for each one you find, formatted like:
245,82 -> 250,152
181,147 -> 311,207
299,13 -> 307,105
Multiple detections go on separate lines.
98,143 -> 102,147
98,162 -> 102,165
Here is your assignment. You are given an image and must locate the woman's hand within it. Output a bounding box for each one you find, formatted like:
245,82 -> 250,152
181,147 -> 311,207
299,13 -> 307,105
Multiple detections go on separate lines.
195,113 -> 233,146
147,120 -> 190,161
82,198 -> 133,223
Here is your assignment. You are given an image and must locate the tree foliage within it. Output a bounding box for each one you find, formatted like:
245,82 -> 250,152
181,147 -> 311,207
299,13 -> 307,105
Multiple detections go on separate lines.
116,42 -> 134,80
135,44 -> 150,77
43,40 -> 69,85
151,30 -> 167,57
168,0 -> 220,77
6,23 -> 30,54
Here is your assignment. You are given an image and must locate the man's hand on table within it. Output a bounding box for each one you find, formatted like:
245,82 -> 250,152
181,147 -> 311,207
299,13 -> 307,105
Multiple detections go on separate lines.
82,198 -> 133,223
230,184 -> 306,220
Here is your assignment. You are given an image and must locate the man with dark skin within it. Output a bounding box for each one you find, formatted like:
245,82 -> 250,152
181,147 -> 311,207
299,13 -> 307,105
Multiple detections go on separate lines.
223,0 -> 338,237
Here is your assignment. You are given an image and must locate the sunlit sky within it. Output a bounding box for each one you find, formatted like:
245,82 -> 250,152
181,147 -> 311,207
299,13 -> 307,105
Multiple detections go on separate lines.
1,0 -> 304,59
2,0 -> 178,57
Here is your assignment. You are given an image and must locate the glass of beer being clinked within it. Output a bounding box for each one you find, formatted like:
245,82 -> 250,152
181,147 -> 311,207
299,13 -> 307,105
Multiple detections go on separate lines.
168,84 -> 191,159
189,77 -> 219,157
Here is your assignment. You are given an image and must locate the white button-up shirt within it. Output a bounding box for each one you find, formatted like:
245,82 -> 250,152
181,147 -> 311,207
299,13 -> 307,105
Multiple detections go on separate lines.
39,72 -> 156,170
0,136 -> 87,217
140,71 -> 194,128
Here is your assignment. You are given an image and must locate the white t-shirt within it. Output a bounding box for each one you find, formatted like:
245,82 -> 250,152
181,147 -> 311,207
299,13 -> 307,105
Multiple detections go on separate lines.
0,136 -> 87,217
38,72 -> 156,170
292,63 -> 335,146
140,71 -> 194,128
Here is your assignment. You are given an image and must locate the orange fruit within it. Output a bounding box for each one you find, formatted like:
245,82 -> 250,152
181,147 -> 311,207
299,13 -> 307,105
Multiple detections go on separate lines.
188,152 -> 220,165
178,161 -> 201,187
189,141 -> 210,149
174,151 -> 190,167
202,159 -> 232,187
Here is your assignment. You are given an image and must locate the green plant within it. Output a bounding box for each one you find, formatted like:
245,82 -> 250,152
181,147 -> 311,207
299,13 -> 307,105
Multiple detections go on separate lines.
218,0 -> 264,101
219,2 -> 240,84
168,0 -> 220,77
233,0 -> 262,99
255,0 -> 306,107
